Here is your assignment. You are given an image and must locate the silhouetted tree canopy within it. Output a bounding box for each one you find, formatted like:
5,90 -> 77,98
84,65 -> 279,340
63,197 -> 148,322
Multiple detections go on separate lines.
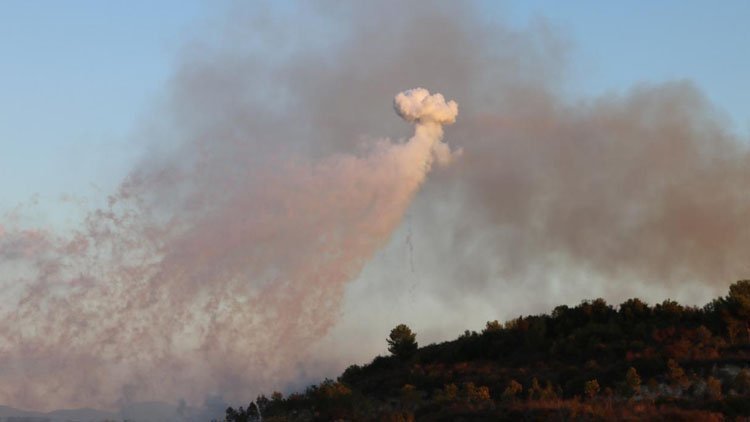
387,324 -> 418,360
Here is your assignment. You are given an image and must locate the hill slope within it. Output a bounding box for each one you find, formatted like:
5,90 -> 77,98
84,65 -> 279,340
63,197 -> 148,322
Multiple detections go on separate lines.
225,280 -> 750,421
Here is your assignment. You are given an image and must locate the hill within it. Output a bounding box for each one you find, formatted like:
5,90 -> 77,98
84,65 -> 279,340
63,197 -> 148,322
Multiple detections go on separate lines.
0,405 -> 117,422
224,280 -> 750,421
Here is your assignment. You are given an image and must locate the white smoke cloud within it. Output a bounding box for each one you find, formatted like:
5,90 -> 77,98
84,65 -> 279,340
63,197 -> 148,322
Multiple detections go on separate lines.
394,88 -> 458,125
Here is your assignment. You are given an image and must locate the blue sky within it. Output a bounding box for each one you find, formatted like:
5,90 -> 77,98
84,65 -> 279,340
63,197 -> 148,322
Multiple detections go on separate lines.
501,0 -> 749,130
1,0 -> 748,215
0,0 -> 209,212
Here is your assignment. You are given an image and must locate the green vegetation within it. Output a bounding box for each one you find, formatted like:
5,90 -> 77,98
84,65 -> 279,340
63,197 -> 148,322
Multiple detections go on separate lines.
224,280 -> 750,421
387,324 -> 418,361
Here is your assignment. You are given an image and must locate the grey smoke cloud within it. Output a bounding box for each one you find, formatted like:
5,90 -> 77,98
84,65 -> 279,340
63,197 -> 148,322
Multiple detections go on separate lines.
1,0 -> 748,412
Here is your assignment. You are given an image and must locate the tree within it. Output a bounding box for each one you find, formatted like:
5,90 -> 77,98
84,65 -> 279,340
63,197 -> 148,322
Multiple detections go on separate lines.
539,381 -> 558,402
619,298 -> 650,320
483,320 -> 502,333
625,367 -> 641,398
463,382 -> 491,407
400,384 -> 421,410
666,359 -> 690,391
728,280 -> 750,340
528,378 -> 542,400
733,369 -> 750,394
728,280 -> 750,315
655,299 -> 684,322
225,404 -> 260,422
525,317 -> 547,349
501,379 -> 523,402
584,379 -> 600,400
436,383 -> 459,403
387,324 -> 418,360
705,376 -> 722,400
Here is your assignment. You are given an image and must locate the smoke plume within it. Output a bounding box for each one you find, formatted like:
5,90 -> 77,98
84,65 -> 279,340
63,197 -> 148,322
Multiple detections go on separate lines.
2,0 -> 749,412
0,87 -> 456,409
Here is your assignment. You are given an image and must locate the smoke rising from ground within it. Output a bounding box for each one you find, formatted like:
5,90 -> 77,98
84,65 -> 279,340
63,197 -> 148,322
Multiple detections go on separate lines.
1,0 -> 749,412
0,85 -> 456,409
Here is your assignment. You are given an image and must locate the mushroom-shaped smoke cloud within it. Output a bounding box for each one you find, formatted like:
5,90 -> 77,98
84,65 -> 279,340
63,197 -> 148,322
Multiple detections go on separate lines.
394,88 -> 459,166
394,88 -> 458,125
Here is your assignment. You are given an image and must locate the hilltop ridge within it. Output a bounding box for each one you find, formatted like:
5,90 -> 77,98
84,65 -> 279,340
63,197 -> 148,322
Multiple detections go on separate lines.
224,280 -> 750,421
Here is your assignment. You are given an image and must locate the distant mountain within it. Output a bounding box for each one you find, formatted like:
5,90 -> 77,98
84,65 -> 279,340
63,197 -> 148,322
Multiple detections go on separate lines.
0,405 -> 45,419
0,402 -> 185,422
119,401 -> 183,422
0,400 -> 230,422
47,408 -> 118,421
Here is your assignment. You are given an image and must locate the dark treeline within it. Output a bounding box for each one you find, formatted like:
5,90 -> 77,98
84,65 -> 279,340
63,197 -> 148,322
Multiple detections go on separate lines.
223,281 -> 750,421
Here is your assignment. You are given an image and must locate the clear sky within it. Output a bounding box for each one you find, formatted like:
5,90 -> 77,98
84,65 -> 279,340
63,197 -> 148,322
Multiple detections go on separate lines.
2,0 -> 748,211
0,0 -> 209,212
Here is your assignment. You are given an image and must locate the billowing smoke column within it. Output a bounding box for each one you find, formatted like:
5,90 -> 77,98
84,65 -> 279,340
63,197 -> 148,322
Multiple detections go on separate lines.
0,89 -> 457,410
